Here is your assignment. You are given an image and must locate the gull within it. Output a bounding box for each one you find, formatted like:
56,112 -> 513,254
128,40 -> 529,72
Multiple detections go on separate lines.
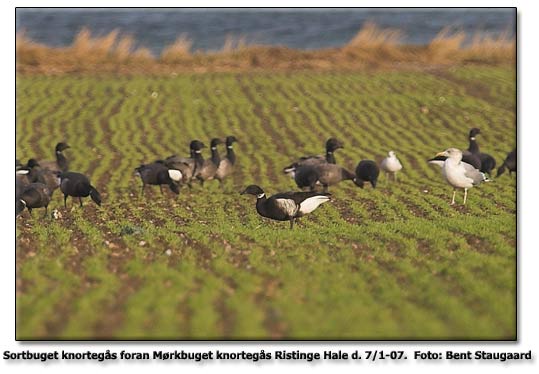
380,151 -> 403,182
433,148 -> 489,205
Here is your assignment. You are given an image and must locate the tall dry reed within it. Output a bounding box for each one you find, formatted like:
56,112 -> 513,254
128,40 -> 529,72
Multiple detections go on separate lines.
160,34 -> 192,62
347,22 -> 403,48
16,23 -> 515,74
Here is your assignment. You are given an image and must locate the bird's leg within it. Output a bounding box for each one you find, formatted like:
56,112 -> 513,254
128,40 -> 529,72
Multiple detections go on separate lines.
28,208 -> 32,217
159,185 -> 164,195
140,184 -> 145,197
64,194 -> 68,208
323,184 -> 329,193
463,188 -> 468,205
79,197 -> 83,207
451,189 -> 456,205
289,218 -> 295,229
42,206 -> 48,219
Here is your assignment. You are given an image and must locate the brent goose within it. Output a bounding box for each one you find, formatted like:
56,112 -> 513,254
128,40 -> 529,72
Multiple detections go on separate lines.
194,138 -> 222,186
58,171 -> 102,207
433,148 -> 489,205
462,129 -> 483,169
294,163 -> 355,192
16,159 -> 23,170
135,161 -> 180,196
241,185 -> 331,229
497,148 -> 516,177
16,182 -> 52,217
215,135 -> 238,187
40,142 -> 71,173
283,138 -> 344,178
354,160 -> 380,188
467,128 -> 497,175
189,139 -> 206,176
163,156 -> 193,188
380,151 -> 403,182
16,167 -> 31,201
31,158 -> 61,190
17,159 -> 61,197
158,140 -> 205,188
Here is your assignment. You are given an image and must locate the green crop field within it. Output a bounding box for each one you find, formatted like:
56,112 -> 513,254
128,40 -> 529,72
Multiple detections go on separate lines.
16,66 -> 516,340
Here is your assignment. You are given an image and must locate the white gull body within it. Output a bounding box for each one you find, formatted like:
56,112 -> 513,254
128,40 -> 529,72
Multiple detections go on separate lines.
436,148 -> 489,205
380,151 -> 403,181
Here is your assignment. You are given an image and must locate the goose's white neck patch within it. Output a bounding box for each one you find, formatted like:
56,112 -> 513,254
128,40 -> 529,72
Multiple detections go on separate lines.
327,151 -> 333,155
257,193 -> 265,199
16,169 -> 29,175
211,147 -> 217,150
195,150 -> 202,154
227,146 -> 234,149
20,199 -> 27,207
470,137 -> 476,140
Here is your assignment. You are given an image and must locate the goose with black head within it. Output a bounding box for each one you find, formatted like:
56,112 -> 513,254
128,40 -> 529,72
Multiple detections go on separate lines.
215,135 -> 238,187
241,185 -> 331,229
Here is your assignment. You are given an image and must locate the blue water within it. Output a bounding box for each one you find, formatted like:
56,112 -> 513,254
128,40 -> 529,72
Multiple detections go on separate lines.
16,8 -> 515,54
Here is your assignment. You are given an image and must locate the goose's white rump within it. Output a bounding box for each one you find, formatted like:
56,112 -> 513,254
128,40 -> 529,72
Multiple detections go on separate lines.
168,169 -> 183,182
298,195 -> 330,215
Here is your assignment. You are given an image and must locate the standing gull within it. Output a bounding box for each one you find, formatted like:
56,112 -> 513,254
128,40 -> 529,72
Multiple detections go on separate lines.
433,148 -> 489,205
380,151 -> 403,182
